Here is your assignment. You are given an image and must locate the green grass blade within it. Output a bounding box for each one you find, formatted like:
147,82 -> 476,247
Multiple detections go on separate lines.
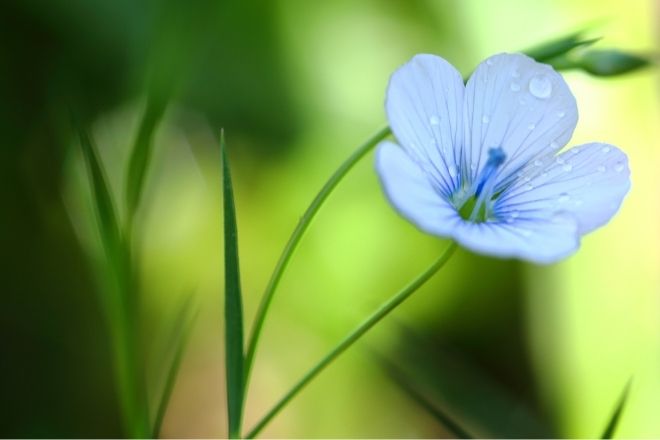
245,242 -> 457,439
78,126 -> 150,438
221,130 -> 245,438
378,354 -> 473,439
152,293 -> 200,438
125,89 -> 169,226
600,379 -> 632,439
79,127 -> 124,277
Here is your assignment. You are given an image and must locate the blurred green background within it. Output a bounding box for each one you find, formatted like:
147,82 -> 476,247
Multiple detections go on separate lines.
1,0 -> 658,437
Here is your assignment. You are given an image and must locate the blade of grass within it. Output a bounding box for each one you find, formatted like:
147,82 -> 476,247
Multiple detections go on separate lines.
378,354 -> 473,439
79,127 -> 124,281
79,126 -> 150,438
600,379 -> 632,439
152,293 -> 200,438
245,242 -> 457,439
221,130 -> 245,438
125,87 -> 169,228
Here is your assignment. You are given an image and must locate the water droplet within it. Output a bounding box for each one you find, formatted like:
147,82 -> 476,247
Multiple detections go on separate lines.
529,74 -> 553,99
525,183 -> 534,191
523,175 -> 531,182
470,163 -> 477,171
601,145 -> 611,154
571,148 -> 580,155
512,68 -> 521,78
510,82 -> 521,92
486,58 -> 495,66
429,115 -> 440,125
614,162 -> 625,173
528,123 -> 536,130
597,165 -> 606,173
557,110 -> 565,118
534,159 -> 543,167
562,163 -> 573,172
448,165 -> 458,177
556,157 -> 565,165
521,229 -> 532,237
574,199 -> 584,207
558,193 -> 570,203
541,172 -> 548,178
482,115 -> 490,124
550,141 -> 559,149
519,98 -> 527,106
510,210 -> 520,218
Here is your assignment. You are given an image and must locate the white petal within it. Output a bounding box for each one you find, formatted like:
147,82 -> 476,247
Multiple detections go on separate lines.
496,142 -> 630,235
451,214 -> 579,264
375,141 -> 460,237
463,53 -> 578,191
386,54 -> 465,199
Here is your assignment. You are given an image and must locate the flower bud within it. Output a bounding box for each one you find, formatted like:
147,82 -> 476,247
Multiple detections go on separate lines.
578,49 -> 651,76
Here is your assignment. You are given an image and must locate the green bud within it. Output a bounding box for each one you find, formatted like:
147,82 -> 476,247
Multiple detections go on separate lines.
524,31 -> 600,63
578,49 -> 652,76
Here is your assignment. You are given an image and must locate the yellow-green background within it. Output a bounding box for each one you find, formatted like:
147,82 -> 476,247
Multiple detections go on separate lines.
1,0 -> 658,437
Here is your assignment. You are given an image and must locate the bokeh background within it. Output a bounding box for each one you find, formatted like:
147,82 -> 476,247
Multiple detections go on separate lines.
1,0 -> 659,437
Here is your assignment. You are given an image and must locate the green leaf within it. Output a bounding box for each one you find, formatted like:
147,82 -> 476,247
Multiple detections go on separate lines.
377,354 -> 473,438
579,49 -> 651,76
79,127 -> 124,280
600,379 -> 632,439
125,87 -> 169,226
152,293 -> 200,438
78,125 -> 150,438
221,130 -> 245,439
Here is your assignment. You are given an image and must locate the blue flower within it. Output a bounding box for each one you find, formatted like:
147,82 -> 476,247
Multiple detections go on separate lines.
376,53 -> 630,264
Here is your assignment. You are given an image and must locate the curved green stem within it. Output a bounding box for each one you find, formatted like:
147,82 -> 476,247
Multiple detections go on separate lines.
242,126 -> 391,391
245,241 -> 457,439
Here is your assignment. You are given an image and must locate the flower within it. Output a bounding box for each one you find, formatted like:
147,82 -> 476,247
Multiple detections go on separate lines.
376,53 -> 630,264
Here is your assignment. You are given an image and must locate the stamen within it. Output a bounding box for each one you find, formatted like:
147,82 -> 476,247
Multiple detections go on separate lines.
475,147 -> 506,197
469,147 -> 506,222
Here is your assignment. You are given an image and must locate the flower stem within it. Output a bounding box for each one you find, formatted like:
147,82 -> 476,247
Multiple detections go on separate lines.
245,241 -> 458,439
242,126 -> 391,395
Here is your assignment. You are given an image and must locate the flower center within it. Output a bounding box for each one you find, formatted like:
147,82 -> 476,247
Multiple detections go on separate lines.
458,147 -> 506,223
